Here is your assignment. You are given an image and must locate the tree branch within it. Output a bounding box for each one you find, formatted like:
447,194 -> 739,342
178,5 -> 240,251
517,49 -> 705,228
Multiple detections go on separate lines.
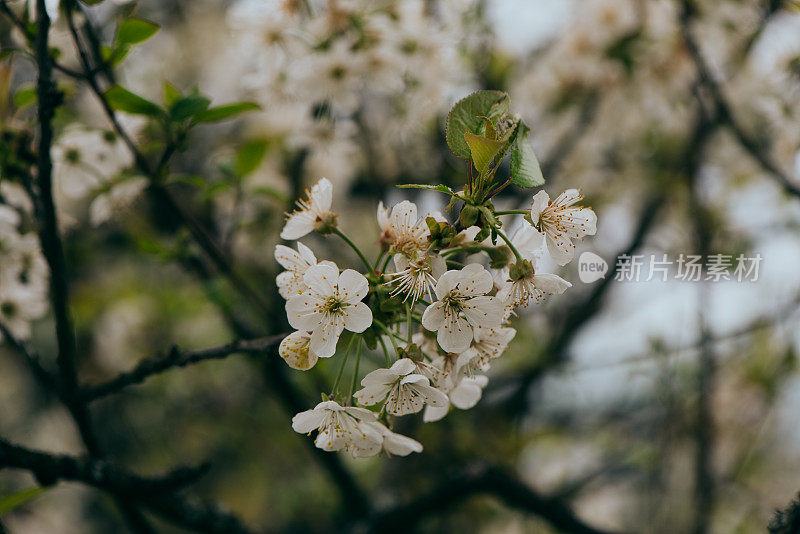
352,463 -> 621,534
770,491 -> 800,534
679,0 -> 800,199
81,333 -> 288,401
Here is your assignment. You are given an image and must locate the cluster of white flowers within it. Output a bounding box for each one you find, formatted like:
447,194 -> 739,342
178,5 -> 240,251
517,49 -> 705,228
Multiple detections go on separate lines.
278,177 -> 596,457
52,127 -> 146,227
0,184 -> 49,341
223,0 -> 479,185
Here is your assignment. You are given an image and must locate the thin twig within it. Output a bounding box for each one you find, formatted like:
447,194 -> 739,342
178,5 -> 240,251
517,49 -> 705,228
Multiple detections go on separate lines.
82,333 -> 288,401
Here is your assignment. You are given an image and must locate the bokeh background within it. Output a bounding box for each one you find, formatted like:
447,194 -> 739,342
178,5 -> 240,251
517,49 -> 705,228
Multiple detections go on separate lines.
2,0 -> 800,532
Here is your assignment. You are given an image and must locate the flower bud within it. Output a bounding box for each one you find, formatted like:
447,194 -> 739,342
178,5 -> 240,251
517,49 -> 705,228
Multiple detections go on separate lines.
459,205 -> 480,227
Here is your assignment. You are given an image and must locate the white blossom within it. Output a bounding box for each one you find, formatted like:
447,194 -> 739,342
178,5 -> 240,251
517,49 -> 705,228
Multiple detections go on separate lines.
274,242 -> 334,299
354,358 -> 448,416
281,178 -> 336,240
529,189 -> 597,265
278,331 -> 319,370
421,264 -> 503,353
285,264 -> 372,357
292,400 -> 382,454
377,200 -> 432,254
385,251 -> 446,304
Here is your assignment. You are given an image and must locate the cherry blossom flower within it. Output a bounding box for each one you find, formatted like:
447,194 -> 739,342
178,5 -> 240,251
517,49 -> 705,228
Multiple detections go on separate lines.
423,350 -> 489,422
421,264 -> 503,353
470,326 -> 516,371
355,422 -> 423,457
497,260 -> 571,308
292,400 -> 382,454
529,189 -> 597,265
385,251 -> 446,303
285,264 -> 372,357
278,331 -> 319,370
377,200 -> 432,254
281,178 -> 337,240
354,358 -> 448,415
274,242 -> 335,299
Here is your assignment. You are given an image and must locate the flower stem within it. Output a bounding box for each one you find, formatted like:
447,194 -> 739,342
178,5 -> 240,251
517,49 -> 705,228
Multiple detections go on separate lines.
331,333 -> 357,396
494,209 -> 530,216
373,249 -> 386,271
496,228 -> 523,263
333,228 -> 375,276
349,339 -> 362,403
405,302 -> 413,345
376,334 -> 391,367
373,318 -> 400,360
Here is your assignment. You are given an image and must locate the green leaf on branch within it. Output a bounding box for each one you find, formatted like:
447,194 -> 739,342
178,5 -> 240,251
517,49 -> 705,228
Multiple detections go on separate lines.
169,94 -> 211,122
509,124 -> 544,188
116,18 -> 160,45
445,90 -> 508,159
195,102 -> 261,123
397,184 -> 459,196
464,131 -> 506,176
104,86 -> 163,117
0,487 -> 46,517
235,140 -> 268,176
163,82 -> 181,108
13,84 -> 37,109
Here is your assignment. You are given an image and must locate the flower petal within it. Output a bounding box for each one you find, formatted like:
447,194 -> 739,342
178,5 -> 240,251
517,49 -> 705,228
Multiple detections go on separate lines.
437,313 -> 473,353
338,269 -> 369,303
303,263 -> 339,297
529,190 -> 550,225
421,301 -> 446,331
291,408 -> 326,433
286,294 -> 322,331
343,302 -> 372,332
281,210 -> 316,240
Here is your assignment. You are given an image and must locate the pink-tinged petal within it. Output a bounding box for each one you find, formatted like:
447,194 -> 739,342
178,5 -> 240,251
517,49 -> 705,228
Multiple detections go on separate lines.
295,241 -> 318,265
343,302 -> 372,332
545,231 -> 575,266
286,295 -> 323,331
433,269 -> 462,299
303,263 -> 339,296
437,314 -> 473,353
291,408 -> 327,433
529,190 -> 550,225
423,403 -> 449,422
456,264 -> 493,296
533,273 -> 572,295
310,177 -> 333,212
338,269 -> 369,303
280,211 -> 316,240
461,296 -> 503,329
309,314 -> 344,357
421,301 -> 446,331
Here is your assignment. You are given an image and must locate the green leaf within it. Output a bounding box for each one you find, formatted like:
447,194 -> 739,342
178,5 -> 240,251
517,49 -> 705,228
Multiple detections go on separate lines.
445,90 -> 508,159
116,18 -> 160,45
163,82 -> 181,108
464,131 -> 506,176
104,86 -> 162,117
397,184 -> 458,196
509,124 -> 544,188
235,140 -> 268,176
169,94 -> 210,122
13,84 -> 36,109
0,487 -> 46,517
195,102 -> 261,123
